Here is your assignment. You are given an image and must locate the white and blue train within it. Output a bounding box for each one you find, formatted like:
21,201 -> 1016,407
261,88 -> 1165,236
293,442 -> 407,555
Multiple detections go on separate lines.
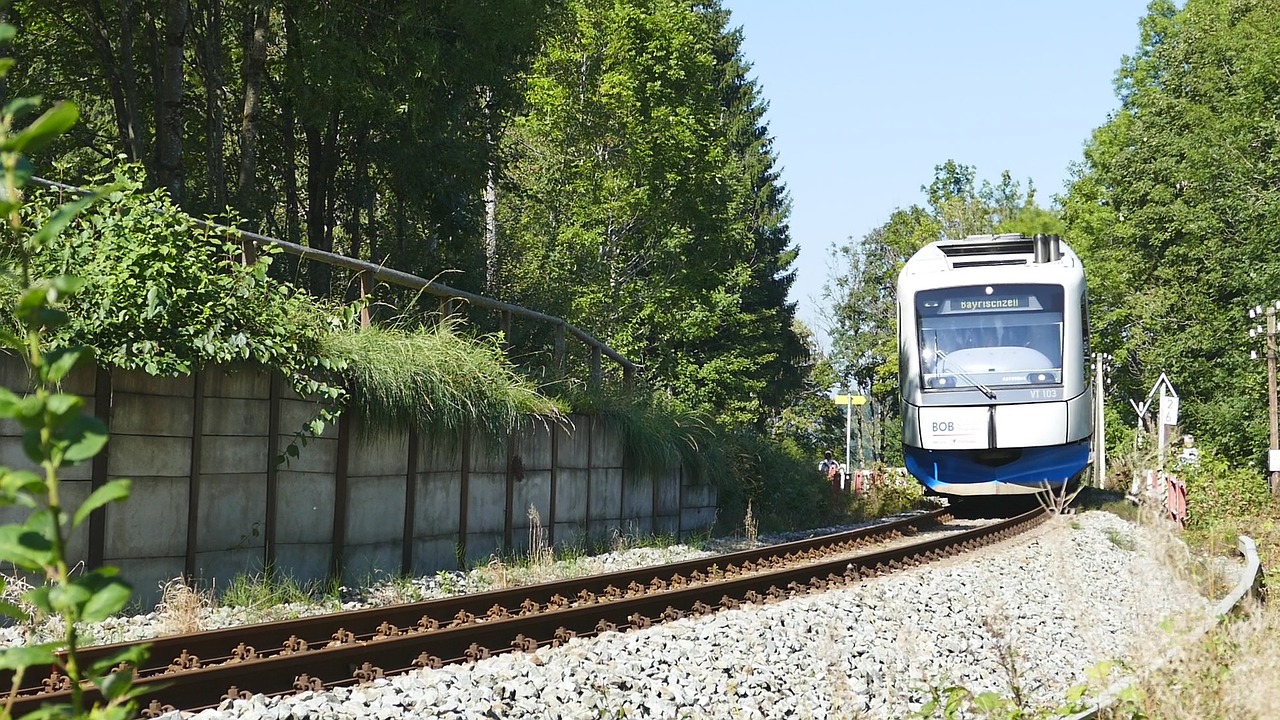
897,233 -> 1092,496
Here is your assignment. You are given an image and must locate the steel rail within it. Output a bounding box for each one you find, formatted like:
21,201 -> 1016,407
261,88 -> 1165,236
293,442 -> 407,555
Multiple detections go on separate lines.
9,506 -> 1044,716
3,508 -> 949,698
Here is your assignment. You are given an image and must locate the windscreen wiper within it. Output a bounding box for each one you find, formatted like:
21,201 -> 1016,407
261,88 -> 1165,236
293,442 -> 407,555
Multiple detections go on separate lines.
935,348 -> 997,400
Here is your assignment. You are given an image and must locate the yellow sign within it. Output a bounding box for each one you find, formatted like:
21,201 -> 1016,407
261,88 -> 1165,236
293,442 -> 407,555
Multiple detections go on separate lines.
833,394 -> 867,406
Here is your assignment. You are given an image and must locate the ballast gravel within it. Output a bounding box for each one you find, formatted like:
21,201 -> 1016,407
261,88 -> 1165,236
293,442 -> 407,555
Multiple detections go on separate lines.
159,510 -> 1223,719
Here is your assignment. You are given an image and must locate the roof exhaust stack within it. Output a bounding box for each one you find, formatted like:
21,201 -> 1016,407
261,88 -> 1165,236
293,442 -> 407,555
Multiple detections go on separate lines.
1032,234 -> 1063,263
1033,234 -> 1050,263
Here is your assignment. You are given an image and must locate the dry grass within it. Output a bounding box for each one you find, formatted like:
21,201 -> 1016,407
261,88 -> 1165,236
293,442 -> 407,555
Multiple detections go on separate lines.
744,501 -> 758,547
155,576 -> 211,636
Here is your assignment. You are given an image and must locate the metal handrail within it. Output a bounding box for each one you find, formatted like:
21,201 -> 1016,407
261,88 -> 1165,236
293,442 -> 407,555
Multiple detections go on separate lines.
29,176 -> 637,382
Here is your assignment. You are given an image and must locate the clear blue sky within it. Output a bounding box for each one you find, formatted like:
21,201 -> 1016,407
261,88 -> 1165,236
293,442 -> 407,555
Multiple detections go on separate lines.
721,1 -> 1153,349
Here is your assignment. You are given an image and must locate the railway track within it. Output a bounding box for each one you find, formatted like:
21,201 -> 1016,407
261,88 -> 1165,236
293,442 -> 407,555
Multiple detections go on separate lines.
7,505 -> 1047,716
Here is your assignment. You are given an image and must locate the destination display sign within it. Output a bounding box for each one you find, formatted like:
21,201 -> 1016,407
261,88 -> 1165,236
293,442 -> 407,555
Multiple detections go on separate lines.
956,297 -> 1024,311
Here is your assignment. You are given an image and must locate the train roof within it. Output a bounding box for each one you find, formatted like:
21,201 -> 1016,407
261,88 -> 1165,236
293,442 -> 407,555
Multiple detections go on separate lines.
899,233 -> 1082,282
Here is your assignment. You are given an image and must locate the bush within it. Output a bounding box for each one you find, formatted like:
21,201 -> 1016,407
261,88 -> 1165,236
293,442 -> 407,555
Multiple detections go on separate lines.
1181,448 -> 1274,528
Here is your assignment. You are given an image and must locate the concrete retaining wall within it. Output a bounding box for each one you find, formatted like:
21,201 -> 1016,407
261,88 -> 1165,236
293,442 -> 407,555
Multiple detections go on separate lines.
0,357 -> 718,605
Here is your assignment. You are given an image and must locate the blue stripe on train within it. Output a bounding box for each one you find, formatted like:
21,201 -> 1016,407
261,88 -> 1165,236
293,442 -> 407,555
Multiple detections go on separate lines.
904,441 -> 1091,493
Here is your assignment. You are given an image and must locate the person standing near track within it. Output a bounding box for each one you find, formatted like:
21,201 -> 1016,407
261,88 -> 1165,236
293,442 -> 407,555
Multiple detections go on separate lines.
818,450 -> 840,490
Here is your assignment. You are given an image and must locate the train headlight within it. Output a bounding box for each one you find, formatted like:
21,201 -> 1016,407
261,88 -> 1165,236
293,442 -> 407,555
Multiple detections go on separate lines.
929,376 -> 954,388
1026,372 -> 1055,384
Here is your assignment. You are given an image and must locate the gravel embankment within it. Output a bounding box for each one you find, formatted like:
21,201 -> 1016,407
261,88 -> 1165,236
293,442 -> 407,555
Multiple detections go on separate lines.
159,511 -> 1222,719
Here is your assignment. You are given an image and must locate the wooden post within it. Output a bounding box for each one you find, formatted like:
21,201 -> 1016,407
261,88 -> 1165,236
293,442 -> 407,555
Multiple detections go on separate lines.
357,271 -> 371,330
589,346 -> 602,389
457,434 -> 471,569
499,309 -> 513,356
553,325 -> 567,379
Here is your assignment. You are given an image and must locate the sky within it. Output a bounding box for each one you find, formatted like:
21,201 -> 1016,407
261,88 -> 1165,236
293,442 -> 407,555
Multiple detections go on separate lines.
720,1 -> 1153,350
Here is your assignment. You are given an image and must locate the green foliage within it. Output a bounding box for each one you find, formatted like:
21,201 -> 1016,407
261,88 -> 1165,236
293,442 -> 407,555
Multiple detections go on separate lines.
0,29 -> 146,719
15,166 -> 332,377
318,322 -> 560,442
1181,448 -> 1273,527
715,430 -> 843,534
1062,0 -> 1280,463
559,385 -> 719,485
498,0 -> 804,430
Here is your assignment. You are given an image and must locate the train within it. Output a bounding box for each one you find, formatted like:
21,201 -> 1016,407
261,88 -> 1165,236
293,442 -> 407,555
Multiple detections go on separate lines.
896,233 -> 1092,496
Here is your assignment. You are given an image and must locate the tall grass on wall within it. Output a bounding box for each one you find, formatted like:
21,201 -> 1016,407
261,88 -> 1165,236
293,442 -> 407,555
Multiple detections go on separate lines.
319,322 -> 561,442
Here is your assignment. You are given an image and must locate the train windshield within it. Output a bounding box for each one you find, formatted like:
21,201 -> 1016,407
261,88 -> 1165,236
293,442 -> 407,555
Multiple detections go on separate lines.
916,284 -> 1064,391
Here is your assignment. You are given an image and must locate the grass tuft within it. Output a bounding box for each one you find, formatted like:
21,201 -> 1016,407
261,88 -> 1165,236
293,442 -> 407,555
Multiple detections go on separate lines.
320,321 -> 563,442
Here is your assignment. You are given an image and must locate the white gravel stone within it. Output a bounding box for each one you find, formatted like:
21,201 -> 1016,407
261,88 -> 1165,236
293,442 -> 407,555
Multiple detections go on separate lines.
146,510 -> 1222,720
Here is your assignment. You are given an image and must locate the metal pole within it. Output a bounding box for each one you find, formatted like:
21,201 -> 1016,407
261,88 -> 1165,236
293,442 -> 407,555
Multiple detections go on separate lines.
1095,353 -> 1107,489
1268,307 -> 1279,496
844,397 -> 852,492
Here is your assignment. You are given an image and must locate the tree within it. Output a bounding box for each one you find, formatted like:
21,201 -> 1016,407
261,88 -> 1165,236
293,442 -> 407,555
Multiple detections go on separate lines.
1062,0 -> 1280,463
497,0 -> 804,428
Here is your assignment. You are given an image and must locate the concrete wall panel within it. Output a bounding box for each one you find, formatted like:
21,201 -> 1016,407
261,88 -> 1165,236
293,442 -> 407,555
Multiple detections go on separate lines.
273,543 -> 330,583
204,366 -> 270,399
510,470 -> 551,534
469,435 -> 507,474
557,416 -> 590,468
112,371 -> 192,397
103,476 -> 188,558
111,393 -> 193,437
346,475 -> 406,545
348,430 -> 409,477
588,468 -> 623,521
591,422 -> 623,468
655,471 -> 681,515
462,531 -> 503,566
622,473 -> 653,521
276,436 -> 337,474
279,399 -> 339,439
194,548 -> 262,590
554,468 -> 588,523
200,436 -> 269,475
275,471 -> 335,544
465,473 -> 507,534
107,435 -> 191,478
417,437 -> 463,473
514,420 -> 553,470
342,542 -> 402,585
195,474 -> 267,552
113,557 -> 185,609
415,473 -> 460,536
412,538 -> 459,574
201,397 -> 270,436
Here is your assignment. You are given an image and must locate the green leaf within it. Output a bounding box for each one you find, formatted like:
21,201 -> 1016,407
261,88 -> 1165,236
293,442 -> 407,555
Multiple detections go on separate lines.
3,101 -> 78,153
1,469 -> 47,498
0,23 -> 16,44
28,192 -> 98,251
0,643 -> 58,670
47,582 -> 92,614
98,666 -> 135,701
73,478 -> 131,528
80,575 -> 131,622
43,392 -> 84,422
57,414 -> 109,463
2,95 -> 41,119
0,598 -> 29,622
0,525 -> 54,570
